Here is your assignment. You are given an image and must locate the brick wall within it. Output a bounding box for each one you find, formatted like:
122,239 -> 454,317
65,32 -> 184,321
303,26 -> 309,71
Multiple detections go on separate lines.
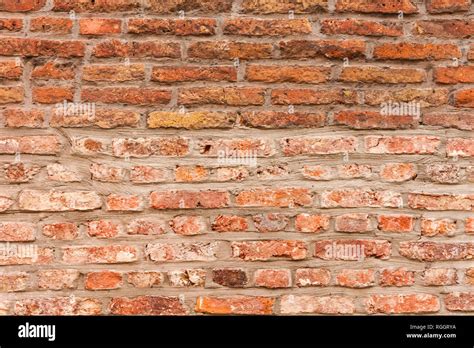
0,0 -> 473,315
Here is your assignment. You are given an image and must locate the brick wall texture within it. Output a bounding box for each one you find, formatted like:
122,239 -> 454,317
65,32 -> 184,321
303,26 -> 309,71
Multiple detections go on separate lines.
0,0 -> 473,316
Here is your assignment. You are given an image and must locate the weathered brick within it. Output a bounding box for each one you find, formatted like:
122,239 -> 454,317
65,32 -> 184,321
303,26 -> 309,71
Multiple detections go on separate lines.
0,222 -> 35,242
423,114 -> 474,130
110,296 -> 187,315
83,64 -> 145,82
272,88 -> 357,105
127,272 -> 163,288
212,215 -> 248,232
30,17 -> 72,33
254,269 -> 291,288
85,271 -> 122,290
196,296 -> 274,315
82,87 -> 170,105
314,239 -> 391,260
32,61 -> 75,80
62,245 -> 138,264
336,0 -> 418,13
321,19 -> 403,36
240,0 -> 328,13
0,38 -> 84,57
426,0 -> 471,13
235,188 -> 312,207
377,215 -> 415,233
19,190 -> 101,211
335,213 -> 373,233
223,19 -> 311,36
445,293 -> 474,312
446,138 -> 474,157
240,111 -> 325,128
380,163 -> 417,182
14,297 -> 101,315
86,220 -> 121,238
37,269 -> 80,290
232,240 -> 307,260
380,268 -> 415,287
366,294 -> 440,314
106,194 -> 143,211
212,269 -> 248,287
150,190 -> 229,209
282,136 -> 357,155
422,268 -> 458,286
170,216 -> 206,235
454,88 -> 474,107
146,242 -> 219,261
321,189 -> 402,208
0,273 -> 30,292
168,269 -> 206,287
408,193 -> 473,211
188,41 -> 272,60
246,65 -> 330,83
128,18 -> 216,36
373,43 -> 461,60
252,213 -> 289,232
280,295 -> 355,314
365,136 -> 441,154
421,218 -> 457,237
414,20 -> 474,38
152,66 -> 236,83
334,111 -> 418,129
339,67 -> 425,84
178,87 -> 264,106
280,40 -> 366,59
148,111 -> 235,129
127,219 -> 166,235
0,0 -> 45,12
295,268 -> 331,287
295,214 -> 330,233
112,137 -> 189,157
399,242 -> 474,261
336,269 -> 375,288
42,222 -> 78,240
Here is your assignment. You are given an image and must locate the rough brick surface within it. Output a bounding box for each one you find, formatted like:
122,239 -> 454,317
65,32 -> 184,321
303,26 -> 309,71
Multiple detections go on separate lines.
0,0 -> 472,317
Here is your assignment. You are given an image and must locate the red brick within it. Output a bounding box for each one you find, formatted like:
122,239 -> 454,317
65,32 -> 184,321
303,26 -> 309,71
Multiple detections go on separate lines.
321,19 -> 403,36
399,242 -> 474,261
0,18 -> 23,31
53,0 -> 142,12
0,87 -> 23,104
30,17 -> 72,33
314,239 -> 391,260
240,0 -> 328,13
0,222 -> 35,242
42,222 -> 78,240
423,114 -> 474,130
198,138 -> 273,156
336,0 -> 418,13
212,269 -> 248,287
178,87 -> 264,106
378,215 -> 415,233
127,272 -> 163,288
110,296 -> 187,315
175,166 -> 209,182
168,269 -> 206,287
240,111 -> 325,128
364,88 -> 448,107
212,215 -> 248,232
454,88 -> 474,107
295,214 -> 330,233
90,163 -> 126,183
366,294 -> 440,314
254,269 -> 291,288
272,88 -> 357,105
282,136 -> 357,156
4,162 -> 40,182
0,273 -> 30,292
145,0 -> 232,13
0,0 -> 45,12
422,268 -> 458,286
146,242 -> 219,261
150,190 -> 229,209
408,193 -> 473,211
83,64 -> 145,82
365,136 -> 441,154
334,111 -> 418,129
321,189 -> 402,208
280,295 -> 355,314
466,218 -> 474,233
232,240 -> 307,260
128,18 -> 216,36
32,61 -> 75,80
0,61 -> 22,80
414,20 -> 474,38
130,166 -> 167,183
18,190 -> 101,211
336,269 -> 375,288
37,269 -> 80,290
434,66 -> 474,84
82,87 -> 170,105
79,18 -> 121,35
170,216 -> 206,235
33,86 -> 73,104
235,188 -> 312,207
14,297 -> 101,315
112,137 -> 189,157
127,219 -> 166,235
421,218 -> 457,237
223,18 -> 311,36
380,268 -> 415,287
339,66 -> 425,83
446,138 -> 474,157
106,194 -> 143,211
0,38 -> 84,57
85,271 -> 122,290
252,213 -> 289,232
62,245 -> 138,264
445,293 -> 474,312
188,41 -> 272,60
335,213 -> 373,233
380,163 -> 417,182
196,296 -> 274,315
92,40 -> 180,58
279,40 -> 366,59
374,43 -> 461,60
86,220 -> 120,238
426,0 -> 471,13
152,66 -> 236,83
295,268 -> 331,287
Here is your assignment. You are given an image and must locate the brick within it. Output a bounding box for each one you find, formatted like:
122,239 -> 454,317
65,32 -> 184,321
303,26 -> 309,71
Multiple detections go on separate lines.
335,214 -> 373,233
30,17 -> 72,33
446,138 -> 474,157
0,18 -> 23,31
127,272 -> 163,288
79,18 -> 121,35
235,188 -> 312,207
46,163 -> 80,182
295,214 -> 330,233
434,66 -> 474,84
85,271 -> 122,290
399,242 -> 474,261
128,18 -> 216,36
198,138 -> 273,156
168,269 -> 206,287
37,269 -> 80,290
62,245 -> 138,264
454,88 -> 474,107
150,190 -> 229,209
340,66 -> 425,84
408,193 -> 473,211
32,61 -> 75,80
42,222 -> 78,240
365,136 -> 441,154
110,296 -> 187,315
4,163 -> 41,182
364,88 -> 449,107
82,87 -> 170,105
112,137 -> 189,157
246,65 -> 330,83
86,220 -> 120,238
321,189 -> 402,208
254,269 -> 291,288
90,163 -> 126,183
380,268 -> 415,287
414,20 -> 474,38
212,215 -> 248,232
188,41 -> 272,60
421,218 -> 456,237
175,165 -> 209,182
170,216 -> 206,235
336,269 -> 375,288
232,240 -> 307,260
423,114 -> 474,130
146,242 -> 219,261
148,111 -> 235,129
178,87 -> 264,106
92,40 -> 180,58
272,88 -> 357,105
14,297 -> 101,315
334,111 -> 418,129
130,166 -> 167,183
0,136 -> 60,154
83,64 -> 145,82
366,294 -> 440,314
466,218 -> 474,233
280,295 -> 355,314
426,0 -> 471,13
145,0 -> 232,13
33,86 -> 73,104
0,38 -> 84,57
373,43 -> 461,60
215,166 -> 250,182
445,293 -> 474,312
422,269 -> 458,286
253,213 -> 289,232
223,18 -> 311,36
213,269 -> 248,287
0,222 -> 35,242
19,190 -> 101,211
282,136 -> 357,156
152,66 -> 236,83
0,273 -> 29,292
0,246 -> 54,266
0,87 -> 23,104
53,0 -> 142,12
377,215 -> 414,233
240,0 -> 328,13
314,239 -> 391,260
380,163 -> 417,182
466,269 -> 474,284
295,268 -> 331,287
0,61 -> 22,79
240,111 -> 325,128
336,0 -> 418,13
106,194 -> 143,211
321,19 -> 403,37
279,40 -> 366,59
4,108 -> 45,127
0,0 -> 45,11
196,296 -> 274,315
127,219 -> 166,235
